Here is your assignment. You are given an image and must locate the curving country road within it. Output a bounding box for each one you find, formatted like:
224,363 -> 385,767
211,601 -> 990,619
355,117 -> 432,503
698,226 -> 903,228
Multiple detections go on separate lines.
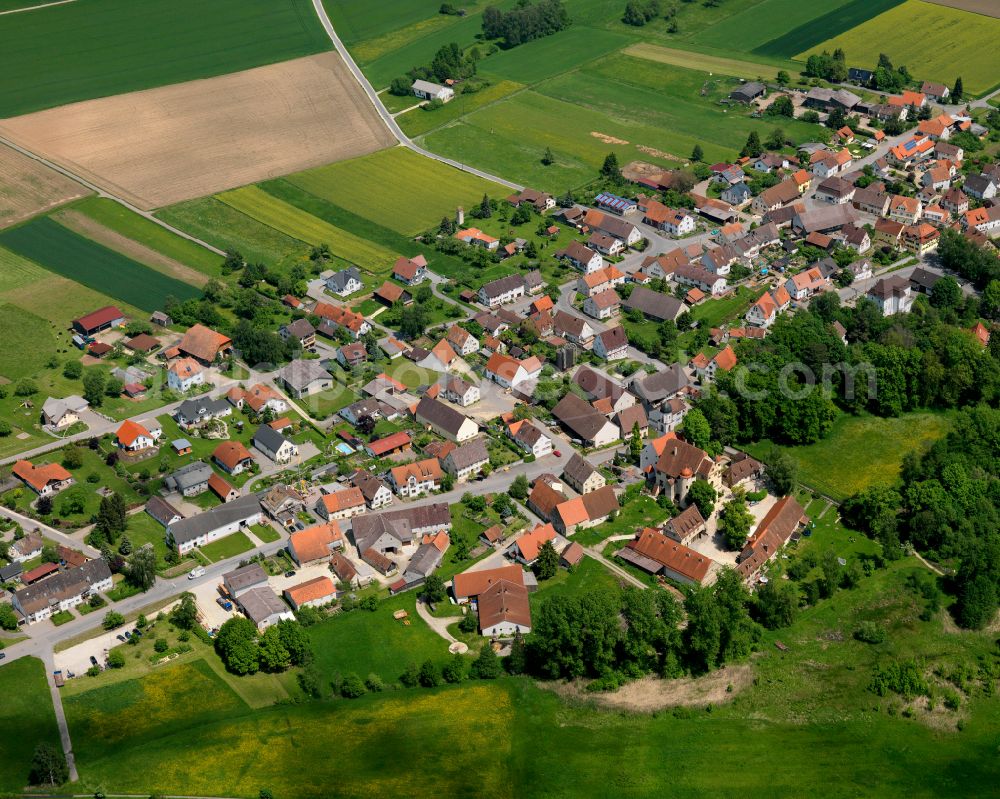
308,0 -> 523,192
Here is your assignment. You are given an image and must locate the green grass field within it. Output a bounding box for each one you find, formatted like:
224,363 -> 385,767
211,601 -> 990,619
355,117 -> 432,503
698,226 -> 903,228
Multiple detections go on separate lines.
286,147 -> 508,236
691,286 -> 765,329
0,301 -> 53,381
216,186 -> 399,271
0,244 -> 48,293
480,26 -> 633,85
72,197 -> 224,277
0,217 -> 200,312
355,9 -> 489,88
0,0 -> 330,116
309,592 -> 450,682
62,553 -> 1000,797
623,42 -> 789,82
0,656 -> 61,792
750,0 -> 904,58
747,410 -> 953,500
156,197 -> 311,271
399,79 -> 525,138
797,0 -> 1000,96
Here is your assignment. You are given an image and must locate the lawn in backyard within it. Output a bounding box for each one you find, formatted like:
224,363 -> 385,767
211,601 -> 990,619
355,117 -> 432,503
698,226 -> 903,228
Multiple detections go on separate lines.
796,0 -> 1000,96
286,147 -> 509,237
572,495 -> 667,547
122,510 -> 173,572
71,197 -> 224,277
0,0 -> 331,116
215,186 -> 398,272
0,217 -> 200,312
62,556 -> 1000,798
156,197 -> 311,271
0,656 -> 61,792
745,410 -> 953,500
198,531 -> 255,563
691,285 -> 766,329
308,591 -> 450,683
528,556 -> 623,608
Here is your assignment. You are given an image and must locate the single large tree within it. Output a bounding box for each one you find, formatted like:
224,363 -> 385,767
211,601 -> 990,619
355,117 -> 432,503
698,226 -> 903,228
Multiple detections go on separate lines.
533,540 -> 560,580
686,479 -> 718,518
28,742 -> 68,786
126,544 -> 157,591
215,617 -> 260,675
718,493 -> 755,551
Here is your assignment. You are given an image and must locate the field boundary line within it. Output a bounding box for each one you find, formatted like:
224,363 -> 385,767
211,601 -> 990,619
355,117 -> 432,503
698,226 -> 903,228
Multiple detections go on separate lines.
0,0 -> 75,15
308,0 -> 522,191
0,138 -> 225,256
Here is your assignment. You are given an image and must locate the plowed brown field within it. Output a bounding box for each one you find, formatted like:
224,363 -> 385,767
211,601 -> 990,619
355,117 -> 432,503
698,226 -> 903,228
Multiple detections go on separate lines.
0,143 -> 89,228
0,52 -> 393,210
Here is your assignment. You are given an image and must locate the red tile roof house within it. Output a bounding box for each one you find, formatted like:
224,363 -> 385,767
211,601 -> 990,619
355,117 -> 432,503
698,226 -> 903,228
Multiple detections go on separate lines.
12,460 -> 74,497
284,576 -> 338,611
392,255 -> 428,285
315,487 -> 367,521
115,419 -> 159,452
619,527 -> 719,586
212,441 -> 255,475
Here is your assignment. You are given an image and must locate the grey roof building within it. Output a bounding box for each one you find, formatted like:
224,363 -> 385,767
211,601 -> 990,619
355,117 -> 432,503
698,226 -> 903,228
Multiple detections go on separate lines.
400,540 -> 446,587
162,461 -> 213,496
630,363 -> 688,405
167,494 -> 263,550
623,287 -> 684,322
325,267 -> 362,294
146,495 -> 184,528
223,563 -> 269,597
175,397 -> 231,428
352,503 -> 451,554
237,586 -> 294,630
276,359 -> 333,397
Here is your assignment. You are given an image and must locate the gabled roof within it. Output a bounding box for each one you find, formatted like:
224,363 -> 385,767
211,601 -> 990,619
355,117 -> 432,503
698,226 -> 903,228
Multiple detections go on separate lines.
289,522 -> 343,562
319,487 -> 366,514
552,392 -> 614,442
515,523 -> 557,561
213,440 -> 254,470
390,457 -> 443,486
12,460 -> 72,492
478,579 -> 532,630
627,528 -> 713,582
116,419 -> 152,446
285,576 -> 337,606
178,324 -> 231,363
452,563 -> 525,600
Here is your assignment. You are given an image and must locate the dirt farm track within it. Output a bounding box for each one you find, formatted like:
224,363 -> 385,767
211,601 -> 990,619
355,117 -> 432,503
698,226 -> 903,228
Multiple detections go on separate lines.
0,52 -> 394,210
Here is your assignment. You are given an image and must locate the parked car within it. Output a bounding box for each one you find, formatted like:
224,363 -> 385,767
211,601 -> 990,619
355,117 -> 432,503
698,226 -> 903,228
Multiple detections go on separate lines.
284,570 -> 296,578
123,631 -> 131,639
553,450 -> 562,457
188,566 -> 206,580
216,597 -> 233,611
116,634 -> 125,642
89,655 -> 98,667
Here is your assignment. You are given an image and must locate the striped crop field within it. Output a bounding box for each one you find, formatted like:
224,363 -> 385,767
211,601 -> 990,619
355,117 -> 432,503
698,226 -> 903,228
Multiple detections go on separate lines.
216,186 -> 398,272
796,0 -> 1000,95
286,147 -> 508,236
0,217 -> 200,311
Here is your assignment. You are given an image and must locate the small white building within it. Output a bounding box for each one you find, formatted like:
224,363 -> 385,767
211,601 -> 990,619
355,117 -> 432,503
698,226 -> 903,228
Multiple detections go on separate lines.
167,358 -> 204,393
412,79 -> 454,102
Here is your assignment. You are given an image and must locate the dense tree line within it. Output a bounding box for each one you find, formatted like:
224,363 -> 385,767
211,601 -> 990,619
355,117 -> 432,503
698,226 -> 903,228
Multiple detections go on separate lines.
525,571 -> 762,685
803,48 -> 847,83
215,618 -> 312,675
937,229 -> 1000,290
482,0 -> 570,48
842,405 -> 1000,629
698,295 -> 1000,452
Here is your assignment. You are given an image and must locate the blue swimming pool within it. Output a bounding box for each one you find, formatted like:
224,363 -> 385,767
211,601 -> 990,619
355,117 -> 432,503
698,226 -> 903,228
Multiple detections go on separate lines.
335,442 -> 354,455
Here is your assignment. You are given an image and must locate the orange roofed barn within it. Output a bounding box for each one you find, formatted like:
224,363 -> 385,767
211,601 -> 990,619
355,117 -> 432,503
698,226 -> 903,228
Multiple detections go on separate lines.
177,324 -> 232,364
